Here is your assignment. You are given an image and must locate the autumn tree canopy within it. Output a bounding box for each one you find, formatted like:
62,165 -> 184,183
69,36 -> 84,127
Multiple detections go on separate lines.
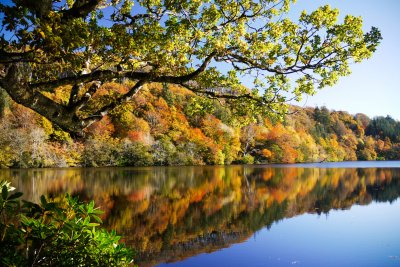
0,0 -> 381,136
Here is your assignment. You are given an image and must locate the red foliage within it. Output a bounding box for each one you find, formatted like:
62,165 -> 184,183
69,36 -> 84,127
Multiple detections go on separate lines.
127,130 -> 145,142
86,115 -> 115,137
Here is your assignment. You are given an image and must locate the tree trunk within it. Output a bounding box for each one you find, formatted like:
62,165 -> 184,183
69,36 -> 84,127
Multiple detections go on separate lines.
1,63 -> 85,137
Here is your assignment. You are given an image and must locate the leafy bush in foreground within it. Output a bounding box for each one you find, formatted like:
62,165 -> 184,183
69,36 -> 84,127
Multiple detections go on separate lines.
0,180 -> 134,267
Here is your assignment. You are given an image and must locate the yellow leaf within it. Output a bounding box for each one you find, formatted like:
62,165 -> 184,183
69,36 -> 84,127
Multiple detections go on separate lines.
38,30 -> 45,39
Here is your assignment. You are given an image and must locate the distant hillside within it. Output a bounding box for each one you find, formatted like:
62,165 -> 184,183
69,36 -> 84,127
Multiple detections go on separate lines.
0,83 -> 399,168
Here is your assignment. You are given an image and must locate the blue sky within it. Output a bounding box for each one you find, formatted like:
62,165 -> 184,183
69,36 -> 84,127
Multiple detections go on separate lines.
288,0 -> 400,120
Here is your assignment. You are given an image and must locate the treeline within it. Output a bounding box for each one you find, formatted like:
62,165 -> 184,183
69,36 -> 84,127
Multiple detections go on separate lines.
0,83 -> 399,168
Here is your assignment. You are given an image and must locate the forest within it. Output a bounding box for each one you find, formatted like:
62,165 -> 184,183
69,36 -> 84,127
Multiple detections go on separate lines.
0,82 -> 399,168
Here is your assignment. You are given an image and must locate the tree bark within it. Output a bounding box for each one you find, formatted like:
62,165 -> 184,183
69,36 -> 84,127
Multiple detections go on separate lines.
0,63 -> 85,137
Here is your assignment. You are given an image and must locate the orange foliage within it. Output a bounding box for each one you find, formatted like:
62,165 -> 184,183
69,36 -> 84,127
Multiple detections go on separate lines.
127,130 -> 145,142
261,149 -> 272,158
280,144 -> 298,163
86,115 -> 115,137
3,81 -> 400,168
376,139 -> 385,151
189,189 -> 207,203
261,169 -> 274,181
154,97 -> 169,111
94,82 -> 129,97
9,103 -> 41,129
267,123 -> 285,140
383,137 -> 392,151
189,128 -> 212,146
168,84 -> 194,96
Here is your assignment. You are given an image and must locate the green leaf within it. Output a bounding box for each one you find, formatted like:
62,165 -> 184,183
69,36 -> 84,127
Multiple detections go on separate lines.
40,195 -> 47,206
92,215 -> 103,223
91,208 -> 104,215
2,185 -> 8,199
20,214 -> 31,225
88,200 -> 94,213
8,191 -> 23,200
79,204 -> 86,213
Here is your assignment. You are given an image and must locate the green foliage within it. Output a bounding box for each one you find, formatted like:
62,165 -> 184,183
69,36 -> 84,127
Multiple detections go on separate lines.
161,83 -> 176,106
241,154 -> 255,164
0,181 -> 133,267
152,136 -> 177,166
184,96 -> 215,125
83,137 -> 122,167
366,116 -> 400,142
83,137 -> 154,167
0,0 -> 382,136
120,141 -> 154,167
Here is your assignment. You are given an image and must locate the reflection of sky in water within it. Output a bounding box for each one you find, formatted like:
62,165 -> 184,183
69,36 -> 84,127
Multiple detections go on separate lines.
159,201 -> 400,267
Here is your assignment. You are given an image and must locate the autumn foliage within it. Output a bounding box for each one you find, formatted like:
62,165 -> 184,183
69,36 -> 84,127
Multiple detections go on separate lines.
0,84 -> 399,168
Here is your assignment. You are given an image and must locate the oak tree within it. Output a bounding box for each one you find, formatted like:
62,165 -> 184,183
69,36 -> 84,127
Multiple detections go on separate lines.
0,0 -> 381,136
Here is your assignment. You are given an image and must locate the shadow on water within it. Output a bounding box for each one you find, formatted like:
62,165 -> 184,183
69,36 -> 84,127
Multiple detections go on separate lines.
1,164 -> 400,266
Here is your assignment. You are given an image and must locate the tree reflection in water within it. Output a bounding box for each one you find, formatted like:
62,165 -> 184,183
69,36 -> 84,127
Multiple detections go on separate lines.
2,166 -> 400,266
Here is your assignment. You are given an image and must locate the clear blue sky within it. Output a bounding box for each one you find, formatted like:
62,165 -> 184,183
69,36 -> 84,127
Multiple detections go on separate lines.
288,0 -> 400,120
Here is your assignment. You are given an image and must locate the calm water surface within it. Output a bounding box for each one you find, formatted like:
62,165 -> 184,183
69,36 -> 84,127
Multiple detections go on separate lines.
2,161 -> 400,267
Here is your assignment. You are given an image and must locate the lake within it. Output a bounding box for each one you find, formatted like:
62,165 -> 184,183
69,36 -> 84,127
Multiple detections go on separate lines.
2,161 -> 400,267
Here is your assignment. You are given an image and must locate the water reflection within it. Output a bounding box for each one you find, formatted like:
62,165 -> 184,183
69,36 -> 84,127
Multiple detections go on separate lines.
2,166 -> 400,266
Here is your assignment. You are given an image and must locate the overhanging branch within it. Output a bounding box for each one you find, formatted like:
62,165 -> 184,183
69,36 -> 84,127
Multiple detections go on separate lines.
30,51 -> 217,90
60,0 -> 103,21
0,50 -> 34,64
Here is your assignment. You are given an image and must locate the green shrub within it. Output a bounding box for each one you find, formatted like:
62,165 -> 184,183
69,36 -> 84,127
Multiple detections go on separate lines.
0,181 -> 134,267
119,141 -> 154,166
241,154 -> 255,164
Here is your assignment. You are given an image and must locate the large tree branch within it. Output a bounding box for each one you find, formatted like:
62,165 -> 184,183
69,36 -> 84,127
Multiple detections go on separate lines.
180,82 -> 284,115
0,51 -> 216,136
169,51 -> 217,81
228,53 -> 285,74
30,51 -> 217,90
60,0 -> 103,21
0,63 -> 84,135
179,81 -> 281,104
69,81 -> 101,112
31,69 -> 116,89
228,46 -> 346,75
0,50 -> 34,64
68,83 -> 82,107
